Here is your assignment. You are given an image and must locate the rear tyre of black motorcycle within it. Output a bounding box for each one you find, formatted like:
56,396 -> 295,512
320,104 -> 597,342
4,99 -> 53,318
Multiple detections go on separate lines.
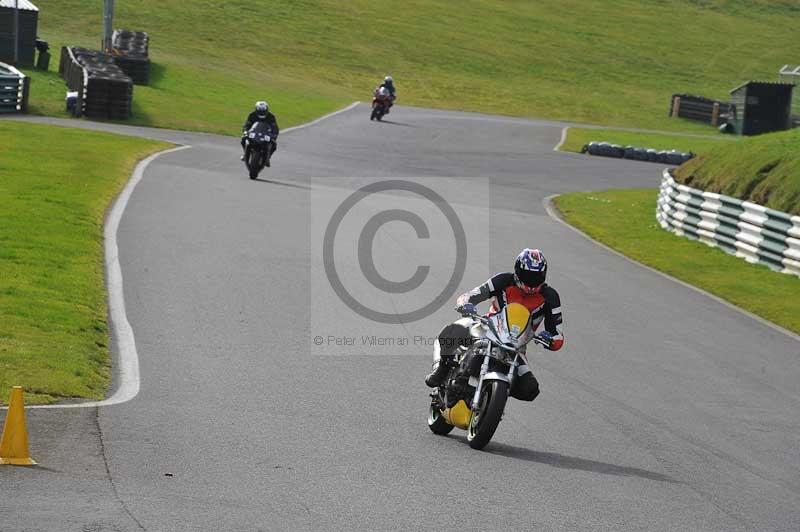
428,400 -> 454,435
467,380 -> 508,450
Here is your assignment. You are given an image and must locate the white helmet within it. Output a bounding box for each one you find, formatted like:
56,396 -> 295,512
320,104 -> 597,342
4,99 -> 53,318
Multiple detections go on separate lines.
384,75 -> 393,83
255,101 -> 268,115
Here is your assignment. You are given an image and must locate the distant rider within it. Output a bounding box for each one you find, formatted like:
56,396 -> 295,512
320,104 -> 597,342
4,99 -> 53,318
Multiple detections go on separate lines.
376,75 -> 396,113
241,101 -> 279,165
425,248 -> 564,403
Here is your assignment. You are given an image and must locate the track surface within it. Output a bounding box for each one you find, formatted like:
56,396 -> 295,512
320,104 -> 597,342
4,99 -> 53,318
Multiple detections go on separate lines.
2,106 -> 799,531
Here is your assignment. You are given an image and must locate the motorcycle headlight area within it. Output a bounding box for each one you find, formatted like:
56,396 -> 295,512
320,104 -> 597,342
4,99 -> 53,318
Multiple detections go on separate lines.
489,345 -> 518,365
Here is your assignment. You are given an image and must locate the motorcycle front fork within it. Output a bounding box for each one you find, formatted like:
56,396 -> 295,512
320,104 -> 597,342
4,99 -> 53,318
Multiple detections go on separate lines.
470,351 -> 518,410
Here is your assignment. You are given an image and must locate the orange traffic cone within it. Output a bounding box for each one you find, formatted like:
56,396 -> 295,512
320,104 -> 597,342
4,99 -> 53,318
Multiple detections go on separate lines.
0,386 -> 37,465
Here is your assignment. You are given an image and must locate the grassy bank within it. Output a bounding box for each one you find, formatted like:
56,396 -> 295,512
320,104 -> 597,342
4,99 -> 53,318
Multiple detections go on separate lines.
674,128 -> 800,215
0,121 -> 168,404
554,189 -> 800,334
559,127 -> 736,155
25,0 -> 800,134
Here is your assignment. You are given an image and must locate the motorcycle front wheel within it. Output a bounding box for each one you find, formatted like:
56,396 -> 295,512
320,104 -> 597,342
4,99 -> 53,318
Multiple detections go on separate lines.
248,148 -> 260,179
467,380 -> 508,450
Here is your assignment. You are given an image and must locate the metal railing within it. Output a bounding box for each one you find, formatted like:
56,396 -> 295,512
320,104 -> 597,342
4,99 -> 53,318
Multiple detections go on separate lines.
657,169 -> 800,277
0,61 -> 29,114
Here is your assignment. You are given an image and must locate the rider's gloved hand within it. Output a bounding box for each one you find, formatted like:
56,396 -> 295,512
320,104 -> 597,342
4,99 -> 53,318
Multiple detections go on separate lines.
455,302 -> 477,316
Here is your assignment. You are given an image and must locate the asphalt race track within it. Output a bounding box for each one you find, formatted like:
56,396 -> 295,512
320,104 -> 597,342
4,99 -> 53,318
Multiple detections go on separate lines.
2,106 -> 799,531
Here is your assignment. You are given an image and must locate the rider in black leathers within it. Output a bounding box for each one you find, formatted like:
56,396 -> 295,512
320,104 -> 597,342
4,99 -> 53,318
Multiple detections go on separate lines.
241,101 -> 279,165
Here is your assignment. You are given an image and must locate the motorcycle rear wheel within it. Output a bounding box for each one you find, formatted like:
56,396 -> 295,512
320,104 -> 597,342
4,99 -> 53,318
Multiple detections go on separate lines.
428,399 -> 454,435
467,380 -> 508,450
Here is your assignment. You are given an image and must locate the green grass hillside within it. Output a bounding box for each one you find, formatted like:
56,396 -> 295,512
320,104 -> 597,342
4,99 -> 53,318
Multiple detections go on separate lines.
26,0 -> 800,134
0,121 -> 167,404
675,128 -> 800,214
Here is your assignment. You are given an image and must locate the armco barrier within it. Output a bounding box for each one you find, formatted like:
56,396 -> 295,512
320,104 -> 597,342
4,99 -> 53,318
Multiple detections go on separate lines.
0,62 -> 29,114
657,169 -> 800,276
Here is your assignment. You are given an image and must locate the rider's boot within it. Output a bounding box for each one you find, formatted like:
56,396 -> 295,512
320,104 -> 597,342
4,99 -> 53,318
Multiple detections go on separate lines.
445,376 -> 468,408
425,357 -> 453,388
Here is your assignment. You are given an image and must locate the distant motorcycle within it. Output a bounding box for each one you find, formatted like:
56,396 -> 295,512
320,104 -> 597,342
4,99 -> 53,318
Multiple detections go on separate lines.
371,86 -> 392,121
243,121 -> 275,179
428,303 -> 550,449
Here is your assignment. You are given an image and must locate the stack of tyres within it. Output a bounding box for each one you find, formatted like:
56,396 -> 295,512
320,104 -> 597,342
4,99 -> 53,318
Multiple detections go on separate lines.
665,150 -> 693,165
583,141 -> 695,165
113,56 -> 150,85
84,76 -> 133,119
584,142 -> 625,158
58,46 -> 133,119
111,30 -> 150,85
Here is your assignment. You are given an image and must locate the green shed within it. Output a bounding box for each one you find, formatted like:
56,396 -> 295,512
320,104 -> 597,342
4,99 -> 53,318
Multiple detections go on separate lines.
728,81 -> 794,136
0,0 -> 38,66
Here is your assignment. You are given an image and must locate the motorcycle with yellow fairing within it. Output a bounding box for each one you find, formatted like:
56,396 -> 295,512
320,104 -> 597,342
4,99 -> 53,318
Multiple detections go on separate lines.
428,302 -> 549,450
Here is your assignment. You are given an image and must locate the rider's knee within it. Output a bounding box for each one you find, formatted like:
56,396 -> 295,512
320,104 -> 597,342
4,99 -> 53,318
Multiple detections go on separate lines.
437,322 -> 471,358
511,371 -> 539,401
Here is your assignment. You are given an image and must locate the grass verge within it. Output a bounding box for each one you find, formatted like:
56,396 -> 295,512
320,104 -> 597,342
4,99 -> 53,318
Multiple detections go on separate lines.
553,189 -> 800,334
559,127 -> 737,155
24,0 -> 800,134
674,128 -> 800,215
0,121 -> 169,405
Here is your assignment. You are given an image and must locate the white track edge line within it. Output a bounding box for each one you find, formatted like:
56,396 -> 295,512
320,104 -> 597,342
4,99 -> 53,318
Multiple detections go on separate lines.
543,194 -> 800,343
282,101 -> 360,134
17,146 -> 190,410
10,101 -> 364,410
553,126 -> 569,151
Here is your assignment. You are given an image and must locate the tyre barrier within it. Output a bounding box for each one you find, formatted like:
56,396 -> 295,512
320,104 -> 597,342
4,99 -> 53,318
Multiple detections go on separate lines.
0,62 -> 30,114
58,46 -> 133,119
111,30 -> 150,85
657,169 -> 800,277
582,141 -> 694,165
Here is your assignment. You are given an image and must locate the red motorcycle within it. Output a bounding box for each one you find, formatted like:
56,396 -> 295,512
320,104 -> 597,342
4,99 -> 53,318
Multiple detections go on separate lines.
371,87 -> 392,121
